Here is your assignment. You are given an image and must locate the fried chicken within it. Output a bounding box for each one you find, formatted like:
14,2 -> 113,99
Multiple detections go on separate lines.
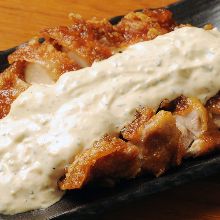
41,9 -> 175,66
122,110 -> 183,176
116,9 -> 175,47
60,108 -> 184,190
1,8 -> 220,192
41,15 -> 113,67
9,40 -> 80,82
0,41 -> 80,119
0,61 -> 29,118
0,9 -> 176,119
59,135 -> 140,189
206,92 -> 220,127
59,96 -> 220,190
171,96 -> 220,156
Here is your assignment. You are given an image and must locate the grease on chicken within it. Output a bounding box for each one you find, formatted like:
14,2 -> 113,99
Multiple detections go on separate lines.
206,92 -> 220,127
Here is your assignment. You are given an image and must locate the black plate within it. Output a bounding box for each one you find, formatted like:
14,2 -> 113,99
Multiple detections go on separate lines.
1,0 -> 220,219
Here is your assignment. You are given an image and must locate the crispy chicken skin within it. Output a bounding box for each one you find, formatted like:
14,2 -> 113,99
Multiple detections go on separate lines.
172,96 -> 220,156
159,96 -> 220,157
0,9 -> 176,119
116,9 -> 175,46
206,92 -> 220,115
122,110 -> 183,176
121,107 -> 155,144
0,62 -> 29,118
121,108 -> 183,176
59,135 -> 140,189
206,92 -> 220,127
41,16 -> 113,67
59,97 -> 220,190
0,8 -> 220,191
9,40 -> 80,81
60,109 -> 183,190
0,41 -> 80,119
41,9 -> 175,66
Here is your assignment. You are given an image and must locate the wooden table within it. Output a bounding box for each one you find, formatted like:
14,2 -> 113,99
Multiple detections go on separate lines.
1,1 -> 220,219
0,0 -> 175,50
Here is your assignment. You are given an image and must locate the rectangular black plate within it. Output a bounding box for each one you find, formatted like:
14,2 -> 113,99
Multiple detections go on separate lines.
1,0 -> 220,219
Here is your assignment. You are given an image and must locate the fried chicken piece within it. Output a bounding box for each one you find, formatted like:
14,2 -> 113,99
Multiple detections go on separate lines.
206,92 -> 220,115
0,61 -> 29,119
59,96 -> 220,190
122,109 -> 183,176
171,96 -> 220,156
41,15 -> 113,67
188,130 -> 220,156
41,9 -> 176,66
60,108 -> 183,190
206,92 -> 220,127
0,41 -> 80,118
173,96 -> 209,137
8,40 -> 80,82
59,135 -> 140,190
121,107 -> 155,144
0,9 -> 176,120
116,9 -> 176,47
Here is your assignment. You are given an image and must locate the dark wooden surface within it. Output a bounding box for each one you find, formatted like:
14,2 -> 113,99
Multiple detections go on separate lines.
0,0 -> 175,50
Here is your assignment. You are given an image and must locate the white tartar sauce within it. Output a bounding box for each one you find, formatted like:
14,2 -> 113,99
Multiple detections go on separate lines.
1,27 -> 220,215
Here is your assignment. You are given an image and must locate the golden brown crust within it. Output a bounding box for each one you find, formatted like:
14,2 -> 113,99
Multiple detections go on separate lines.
116,9 -> 175,47
59,96 -> 220,190
0,8 -> 176,119
174,96 -> 209,133
188,130 -> 220,156
41,9 -> 176,65
41,14 -> 114,65
0,62 -> 29,119
9,40 -> 80,81
0,8 -> 219,191
135,110 -> 183,176
171,96 -> 220,157
122,108 -> 183,176
59,135 -> 140,189
206,92 -> 220,115
60,108 -> 184,190
121,107 -> 155,144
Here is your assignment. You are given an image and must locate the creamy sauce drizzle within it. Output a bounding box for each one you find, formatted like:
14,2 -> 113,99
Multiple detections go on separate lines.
1,27 -> 220,215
